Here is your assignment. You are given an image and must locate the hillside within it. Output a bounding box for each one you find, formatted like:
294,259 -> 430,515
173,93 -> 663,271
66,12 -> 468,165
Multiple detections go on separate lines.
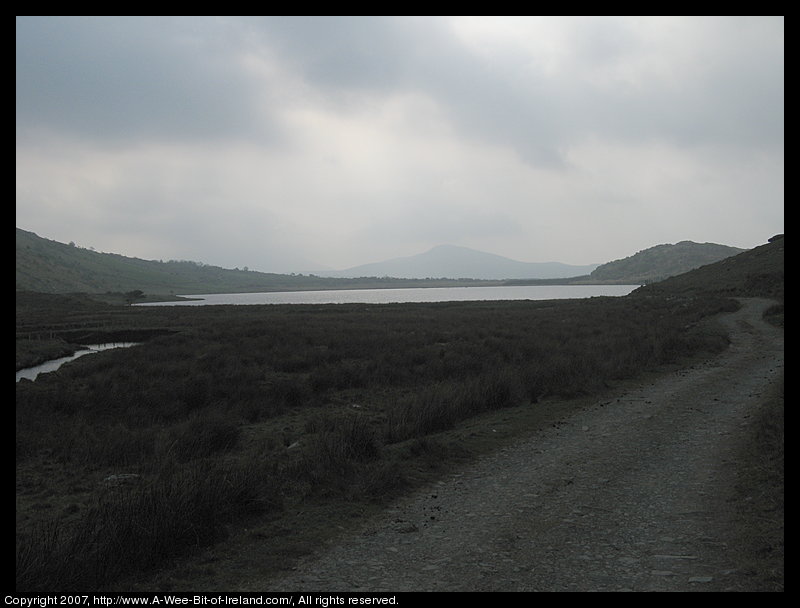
589,241 -> 745,284
15,229 -> 497,297
319,244 -> 599,280
15,228 -> 298,295
633,234 -> 784,300
17,228 -> 770,297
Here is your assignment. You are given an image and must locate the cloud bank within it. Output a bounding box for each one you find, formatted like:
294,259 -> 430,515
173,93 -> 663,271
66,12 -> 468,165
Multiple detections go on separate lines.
16,16 -> 784,272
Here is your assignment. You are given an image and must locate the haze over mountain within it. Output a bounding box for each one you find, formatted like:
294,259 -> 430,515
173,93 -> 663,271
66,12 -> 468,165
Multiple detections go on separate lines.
316,245 -> 599,280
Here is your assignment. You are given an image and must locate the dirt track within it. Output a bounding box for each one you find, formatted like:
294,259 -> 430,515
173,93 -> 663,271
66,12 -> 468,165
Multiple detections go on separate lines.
260,298 -> 783,592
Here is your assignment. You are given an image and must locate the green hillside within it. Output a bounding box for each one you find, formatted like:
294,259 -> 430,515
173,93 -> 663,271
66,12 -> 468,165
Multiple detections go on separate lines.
634,234 -> 784,301
15,229 -> 495,297
589,241 -> 746,284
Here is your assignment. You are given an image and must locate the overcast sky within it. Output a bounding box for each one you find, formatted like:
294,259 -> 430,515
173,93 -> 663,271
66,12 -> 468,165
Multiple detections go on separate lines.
16,16 -> 784,272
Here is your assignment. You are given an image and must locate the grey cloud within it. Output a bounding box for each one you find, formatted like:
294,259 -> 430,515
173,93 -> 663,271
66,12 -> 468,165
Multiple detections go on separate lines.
248,16 -> 566,164
14,16 -> 783,271
563,17 -> 784,150
247,16 -> 437,91
16,16 -> 266,143
16,16 -> 783,160
247,16 -> 783,165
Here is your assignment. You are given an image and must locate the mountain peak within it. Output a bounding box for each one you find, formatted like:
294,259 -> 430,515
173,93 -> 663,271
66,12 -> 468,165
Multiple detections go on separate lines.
320,245 -> 598,280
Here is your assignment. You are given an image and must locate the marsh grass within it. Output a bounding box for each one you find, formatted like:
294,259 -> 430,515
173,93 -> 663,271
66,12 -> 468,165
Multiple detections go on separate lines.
16,457 -> 282,591
16,294 -> 740,590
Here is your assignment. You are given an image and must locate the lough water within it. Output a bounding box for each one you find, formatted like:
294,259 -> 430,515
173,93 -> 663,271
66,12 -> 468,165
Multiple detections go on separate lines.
136,284 -> 640,306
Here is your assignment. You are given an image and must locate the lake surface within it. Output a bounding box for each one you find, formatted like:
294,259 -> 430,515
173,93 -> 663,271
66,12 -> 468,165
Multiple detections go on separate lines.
137,284 -> 640,306
16,343 -> 138,383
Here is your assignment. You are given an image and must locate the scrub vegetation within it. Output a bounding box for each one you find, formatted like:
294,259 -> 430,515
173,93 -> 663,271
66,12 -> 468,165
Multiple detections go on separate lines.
17,292 -> 739,591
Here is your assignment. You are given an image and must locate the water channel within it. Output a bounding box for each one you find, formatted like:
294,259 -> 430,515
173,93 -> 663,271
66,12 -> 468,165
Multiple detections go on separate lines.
16,343 -> 138,383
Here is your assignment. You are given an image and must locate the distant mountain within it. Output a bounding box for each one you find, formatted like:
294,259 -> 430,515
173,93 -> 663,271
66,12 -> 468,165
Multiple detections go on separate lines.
634,235 -> 783,300
588,241 -> 746,285
318,244 -> 599,280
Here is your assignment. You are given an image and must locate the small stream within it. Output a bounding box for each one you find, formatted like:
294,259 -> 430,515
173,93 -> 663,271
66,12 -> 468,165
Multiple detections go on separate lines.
16,343 -> 138,382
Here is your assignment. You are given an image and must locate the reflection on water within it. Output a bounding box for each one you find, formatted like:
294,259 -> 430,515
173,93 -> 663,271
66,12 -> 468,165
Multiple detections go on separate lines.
16,343 -> 138,383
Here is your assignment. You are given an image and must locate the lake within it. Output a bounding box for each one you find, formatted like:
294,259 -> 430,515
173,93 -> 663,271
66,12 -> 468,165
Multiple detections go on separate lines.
136,284 -> 640,306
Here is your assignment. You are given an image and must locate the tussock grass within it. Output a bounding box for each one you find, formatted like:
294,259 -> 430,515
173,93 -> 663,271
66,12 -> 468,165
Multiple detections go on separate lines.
16,293 -> 740,590
16,458 -> 282,591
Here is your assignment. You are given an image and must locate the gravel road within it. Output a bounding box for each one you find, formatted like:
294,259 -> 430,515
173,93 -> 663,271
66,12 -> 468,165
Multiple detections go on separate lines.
260,298 -> 783,592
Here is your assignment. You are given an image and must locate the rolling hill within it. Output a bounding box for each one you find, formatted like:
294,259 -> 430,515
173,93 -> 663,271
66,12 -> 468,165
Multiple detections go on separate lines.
633,234 -> 784,300
588,241 -> 746,284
